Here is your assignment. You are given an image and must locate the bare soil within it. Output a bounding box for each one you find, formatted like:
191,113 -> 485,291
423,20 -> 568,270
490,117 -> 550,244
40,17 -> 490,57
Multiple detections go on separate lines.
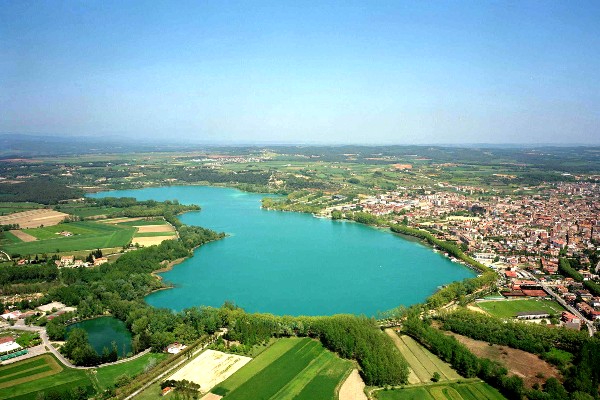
0,209 -> 69,229
338,369 -> 367,400
9,230 -> 38,242
444,331 -> 561,388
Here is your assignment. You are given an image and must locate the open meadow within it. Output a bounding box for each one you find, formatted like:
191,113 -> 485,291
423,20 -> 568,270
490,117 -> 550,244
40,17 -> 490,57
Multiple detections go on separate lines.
0,354 -> 94,400
375,381 -> 506,400
384,329 -> 461,384
475,299 -> 564,318
211,337 -> 353,400
93,353 -> 168,391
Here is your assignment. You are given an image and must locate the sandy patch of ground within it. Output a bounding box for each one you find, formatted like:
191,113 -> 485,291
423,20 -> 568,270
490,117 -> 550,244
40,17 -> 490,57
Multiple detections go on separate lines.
133,236 -> 176,247
169,350 -> 251,393
467,305 -> 488,314
444,331 -> 561,388
136,224 -> 174,233
0,209 -> 69,229
338,369 -> 367,400
200,394 -> 223,400
9,230 -> 38,242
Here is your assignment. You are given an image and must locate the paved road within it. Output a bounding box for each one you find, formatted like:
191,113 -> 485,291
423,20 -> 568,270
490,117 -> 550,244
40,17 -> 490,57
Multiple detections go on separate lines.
11,322 -> 152,369
541,283 -> 595,337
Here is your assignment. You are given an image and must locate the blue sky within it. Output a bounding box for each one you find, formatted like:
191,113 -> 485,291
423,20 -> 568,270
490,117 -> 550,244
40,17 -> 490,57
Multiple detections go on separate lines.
1,1 -> 599,144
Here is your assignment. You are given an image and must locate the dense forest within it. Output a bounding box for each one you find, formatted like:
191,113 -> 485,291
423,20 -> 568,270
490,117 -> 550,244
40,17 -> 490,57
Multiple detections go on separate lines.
0,178 -> 83,204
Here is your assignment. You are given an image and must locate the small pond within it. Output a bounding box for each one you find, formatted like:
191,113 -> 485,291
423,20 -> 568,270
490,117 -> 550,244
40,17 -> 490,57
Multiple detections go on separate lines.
66,316 -> 132,356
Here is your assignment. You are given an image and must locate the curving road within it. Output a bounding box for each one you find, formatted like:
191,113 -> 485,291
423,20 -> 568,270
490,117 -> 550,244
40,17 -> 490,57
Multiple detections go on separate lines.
12,322 -> 152,369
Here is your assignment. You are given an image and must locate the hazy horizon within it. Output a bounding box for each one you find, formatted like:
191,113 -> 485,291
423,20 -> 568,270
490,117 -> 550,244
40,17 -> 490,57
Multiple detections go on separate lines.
2,1 -> 599,145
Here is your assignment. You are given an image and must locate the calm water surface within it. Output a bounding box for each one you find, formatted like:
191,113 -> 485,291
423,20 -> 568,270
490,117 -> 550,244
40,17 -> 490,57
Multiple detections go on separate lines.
66,317 -> 132,356
91,186 -> 474,316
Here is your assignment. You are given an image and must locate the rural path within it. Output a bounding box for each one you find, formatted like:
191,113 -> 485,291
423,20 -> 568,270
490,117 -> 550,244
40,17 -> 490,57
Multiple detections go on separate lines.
124,331 -> 224,400
12,322 -> 151,369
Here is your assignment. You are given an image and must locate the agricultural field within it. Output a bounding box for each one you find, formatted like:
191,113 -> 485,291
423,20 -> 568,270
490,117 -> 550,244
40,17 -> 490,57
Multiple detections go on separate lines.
1,221 -> 135,255
93,353 -> 168,390
130,221 -> 176,247
0,202 -> 43,216
475,299 -> 564,318
385,330 -> 461,384
375,381 -> 506,400
168,350 -> 251,393
0,209 -> 69,229
0,354 -> 94,400
211,337 -> 353,400
55,205 -> 124,218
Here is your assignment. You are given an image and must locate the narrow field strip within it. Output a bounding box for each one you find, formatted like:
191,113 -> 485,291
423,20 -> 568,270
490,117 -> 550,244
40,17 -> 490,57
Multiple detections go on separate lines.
212,338 -> 305,395
400,336 -> 438,379
270,351 -> 331,400
0,366 -> 52,385
0,358 -> 48,377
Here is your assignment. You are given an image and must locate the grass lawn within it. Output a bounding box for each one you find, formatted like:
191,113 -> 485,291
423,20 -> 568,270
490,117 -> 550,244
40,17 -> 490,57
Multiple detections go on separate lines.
476,299 -> 565,318
212,338 -> 352,400
93,353 -> 168,390
2,221 -> 135,255
0,354 -> 94,400
375,381 -> 506,400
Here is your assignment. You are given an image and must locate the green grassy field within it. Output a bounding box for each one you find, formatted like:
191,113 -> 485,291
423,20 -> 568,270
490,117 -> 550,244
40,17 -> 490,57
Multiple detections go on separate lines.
133,231 -> 177,237
0,202 -> 43,216
2,221 -> 135,255
0,354 -> 94,400
0,231 -> 22,246
212,337 -> 352,400
375,381 -> 506,400
117,219 -> 168,226
93,353 -> 168,390
476,299 -> 565,318
57,205 -> 124,218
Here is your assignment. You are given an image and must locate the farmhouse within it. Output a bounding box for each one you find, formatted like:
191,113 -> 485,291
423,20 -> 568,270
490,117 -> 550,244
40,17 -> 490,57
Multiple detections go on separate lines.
0,336 -> 22,353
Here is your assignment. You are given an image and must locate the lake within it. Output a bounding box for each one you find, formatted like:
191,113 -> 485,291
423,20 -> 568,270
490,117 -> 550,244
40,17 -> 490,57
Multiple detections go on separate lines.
66,317 -> 132,356
91,186 -> 475,316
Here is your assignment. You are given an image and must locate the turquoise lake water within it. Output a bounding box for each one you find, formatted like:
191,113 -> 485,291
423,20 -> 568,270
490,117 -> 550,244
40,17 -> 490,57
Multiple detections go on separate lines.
91,186 -> 474,316
66,317 -> 132,356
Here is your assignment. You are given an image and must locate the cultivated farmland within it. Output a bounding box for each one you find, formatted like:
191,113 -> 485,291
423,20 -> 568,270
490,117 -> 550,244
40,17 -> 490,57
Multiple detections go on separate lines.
385,329 -> 461,384
211,337 -> 353,400
1,221 -> 135,255
0,354 -> 94,400
130,220 -> 177,247
0,209 -> 69,229
169,350 -> 251,393
375,381 -> 506,400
